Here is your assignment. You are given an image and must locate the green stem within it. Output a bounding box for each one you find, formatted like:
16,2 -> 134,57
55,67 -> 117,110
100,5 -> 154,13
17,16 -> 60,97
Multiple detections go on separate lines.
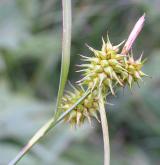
8,89 -> 91,165
8,118 -> 54,165
99,92 -> 110,165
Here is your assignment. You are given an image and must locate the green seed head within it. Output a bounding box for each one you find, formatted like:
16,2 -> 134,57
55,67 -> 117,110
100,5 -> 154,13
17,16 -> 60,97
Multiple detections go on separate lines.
61,85 -> 100,126
123,53 -> 148,88
77,36 -> 126,95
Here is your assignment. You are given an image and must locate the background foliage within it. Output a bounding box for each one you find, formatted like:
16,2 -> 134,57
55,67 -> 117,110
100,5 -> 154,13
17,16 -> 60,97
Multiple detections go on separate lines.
0,0 -> 160,165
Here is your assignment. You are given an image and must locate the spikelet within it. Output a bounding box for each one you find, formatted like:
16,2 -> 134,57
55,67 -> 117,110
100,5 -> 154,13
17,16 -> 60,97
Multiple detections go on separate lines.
61,85 -> 100,126
122,53 -> 148,88
77,36 -> 126,95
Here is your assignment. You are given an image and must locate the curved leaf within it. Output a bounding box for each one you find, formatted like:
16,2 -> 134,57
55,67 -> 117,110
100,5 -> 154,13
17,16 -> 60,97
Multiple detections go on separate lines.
54,0 -> 72,119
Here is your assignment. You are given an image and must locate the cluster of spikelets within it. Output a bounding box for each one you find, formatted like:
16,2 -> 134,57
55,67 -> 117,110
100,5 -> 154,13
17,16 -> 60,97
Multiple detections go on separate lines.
61,84 -> 100,126
77,37 -> 126,95
61,36 -> 147,126
123,53 -> 147,88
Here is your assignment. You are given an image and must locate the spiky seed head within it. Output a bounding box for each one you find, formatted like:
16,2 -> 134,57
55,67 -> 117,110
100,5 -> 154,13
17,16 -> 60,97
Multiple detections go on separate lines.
77,36 -> 126,95
123,53 -> 148,88
61,85 -> 100,126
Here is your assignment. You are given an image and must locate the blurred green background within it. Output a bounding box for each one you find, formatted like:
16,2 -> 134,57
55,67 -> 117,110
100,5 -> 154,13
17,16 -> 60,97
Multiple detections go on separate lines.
0,0 -> 160,165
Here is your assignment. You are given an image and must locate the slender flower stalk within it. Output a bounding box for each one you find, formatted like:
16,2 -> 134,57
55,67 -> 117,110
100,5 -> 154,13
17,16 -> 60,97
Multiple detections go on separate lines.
99,90 -> 110,165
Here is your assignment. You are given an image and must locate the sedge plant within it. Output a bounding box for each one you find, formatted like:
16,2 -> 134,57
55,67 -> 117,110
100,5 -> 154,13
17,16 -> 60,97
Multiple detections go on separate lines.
8,0 -> 147,165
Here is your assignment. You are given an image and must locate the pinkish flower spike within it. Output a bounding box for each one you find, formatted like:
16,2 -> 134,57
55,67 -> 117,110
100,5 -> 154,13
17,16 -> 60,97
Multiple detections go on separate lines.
122,14 -> 145,54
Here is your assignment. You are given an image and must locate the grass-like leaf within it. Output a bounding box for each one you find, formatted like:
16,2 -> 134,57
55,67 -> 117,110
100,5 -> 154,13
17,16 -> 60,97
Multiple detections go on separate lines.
54,0 -> 72,119
8,0 -> 72,164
